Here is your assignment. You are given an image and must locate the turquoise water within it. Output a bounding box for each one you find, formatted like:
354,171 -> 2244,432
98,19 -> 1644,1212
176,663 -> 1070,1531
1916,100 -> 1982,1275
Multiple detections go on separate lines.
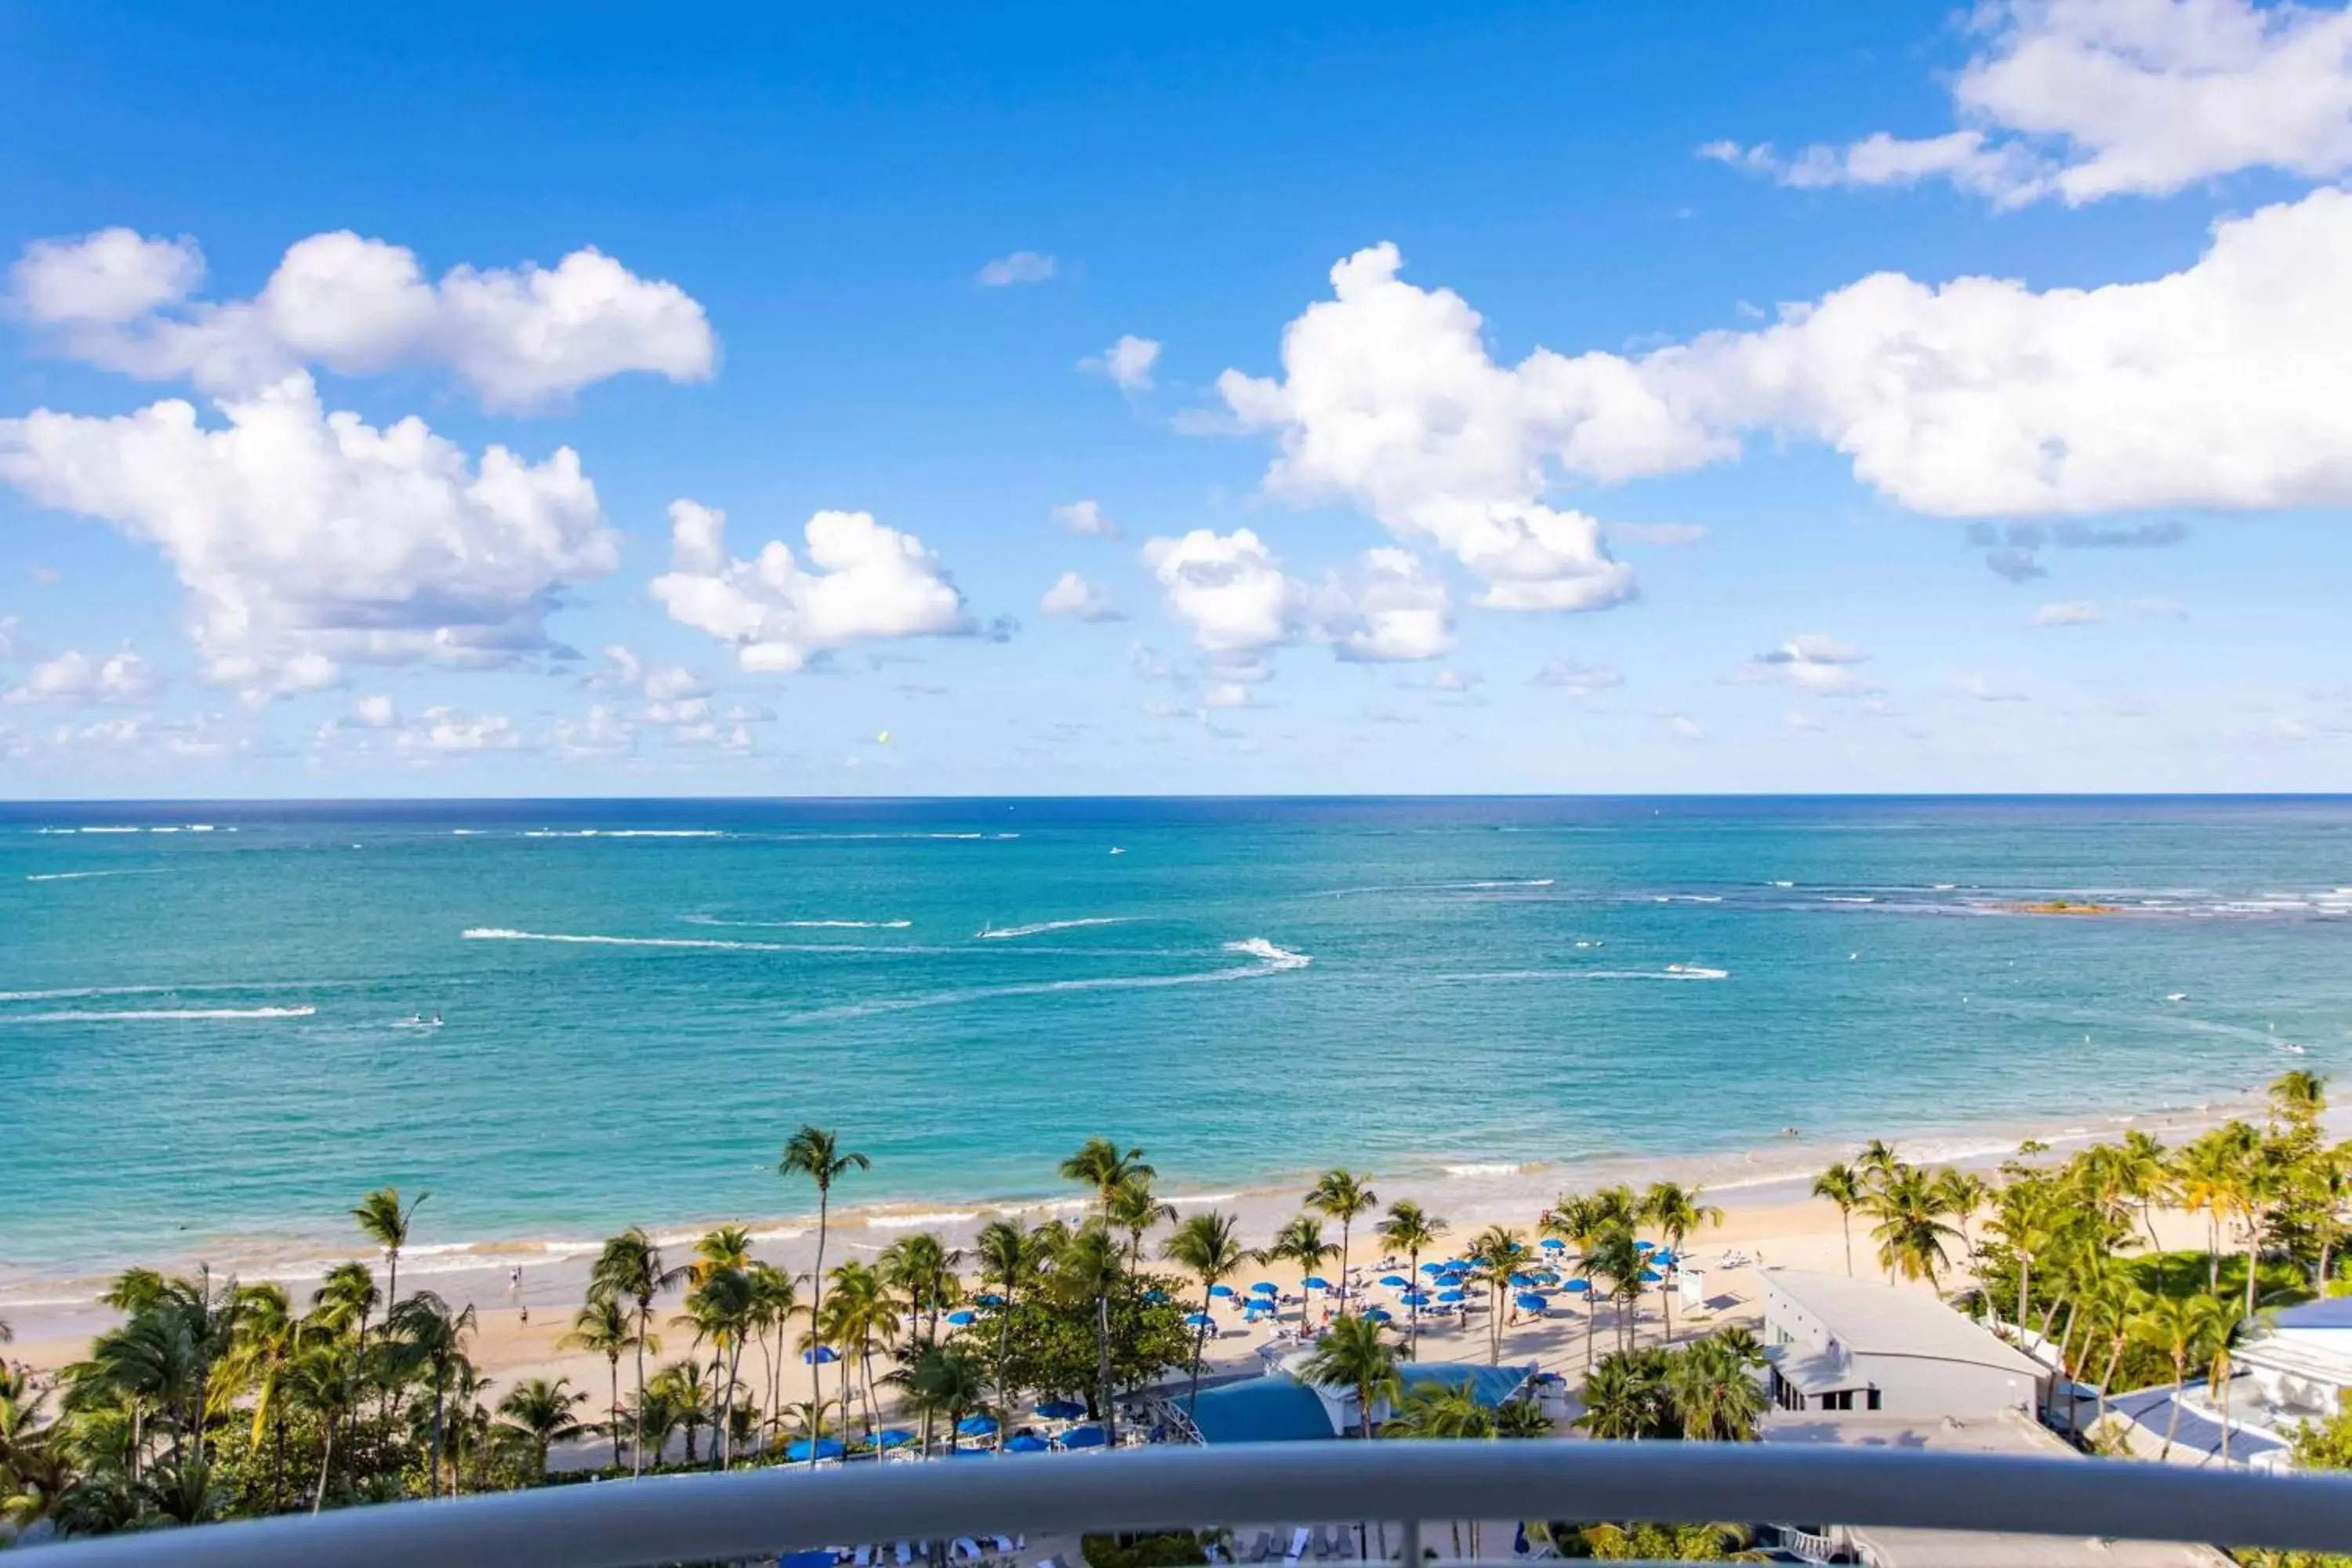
5,797 -> 2352,1287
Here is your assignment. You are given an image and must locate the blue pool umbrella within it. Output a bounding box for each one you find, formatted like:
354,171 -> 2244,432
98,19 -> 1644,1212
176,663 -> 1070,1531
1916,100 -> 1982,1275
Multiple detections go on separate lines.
1185,1312 -> 1215,1327
1640,1269 -> 1664,1283
1303,1276 -> 1330,1290
1059,1425 -> 1107,1449
874,1428 -> 916,1449
1005,1433 -> 1051,1453
1036,1399 -> 1086,1419
1540,1238 -> 1566,1251
956,1414 -> 1000,1437
1564,1279 -> 1592,1294
1379,1274 -> 1410,1287
1436,1288 -> 1466,1302
802,1345 -> 839,1365
1249,1281 -> 1279,1295
1209,1283 -> 1236,1298
786,1436 -> 845,1462
946,1310 -> 977,1326
1515,1292 -> 1550,1312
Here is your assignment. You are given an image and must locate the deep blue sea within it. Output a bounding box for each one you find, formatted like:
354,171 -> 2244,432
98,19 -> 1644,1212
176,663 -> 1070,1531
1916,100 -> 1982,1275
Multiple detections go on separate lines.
6,797 -> 2351,1294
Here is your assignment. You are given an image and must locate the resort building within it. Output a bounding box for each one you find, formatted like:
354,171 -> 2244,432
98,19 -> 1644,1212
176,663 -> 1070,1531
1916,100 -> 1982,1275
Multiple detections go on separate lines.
1760,1269 -> 2046,1417
2103,1297 -> 2352,1469
1761,1410 -> 2234,1568
1160,1356 -> 1537,1445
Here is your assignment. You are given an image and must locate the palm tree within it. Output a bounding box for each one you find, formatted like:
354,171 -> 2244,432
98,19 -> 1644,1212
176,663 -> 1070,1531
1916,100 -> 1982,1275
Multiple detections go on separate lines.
677,1265 -> 758,1465
558,1294 -> 639,1467
1375,1201 -> 1446,1361
818,1260 -> 895,1443
780,1125 -> 870,1446
1298,1313 -> 1400,1439
283,1341 -> 359,1512
1163,1210 -> 1250,1412
308,1261 -> 379,1343
1641,1182 -> 1722,1345
1864,1167 -> 1963,1288
1308,1170 -> 1379,1309
878,1232 -> 961,1342
2131,1294 -> 2229,1461
972,1219 -> 1038,1447
2272,1069 -> 2328,1129
1857,1140 -> 1901,1181
496,1377 -> 587,1477
2176,1126 -> 2252,1294
1580,1227 -> 1646,1356
691,1225 -> 754,1285
1059,1138 -> 1153,1214
351,1188 -> 428,1316
1811,1163 -> 1865,1276
1054,1225 -> 1126,1447
1105,1177 -> 1178,1270
217,1283 -> 304,1508
387,1290 -> 475,1495
1269,1215 -> 1338,1332
1666,1334 -> 1767,1440
1465,1225 -> 1523,1363
590,1227 -> 679,1477
884,1342 -> 991,1452
1936,1168 -> 1994,1266
746,1262 -> 799,1443
650,1359 -> 716,1467
1571,1355 -> 1656,1439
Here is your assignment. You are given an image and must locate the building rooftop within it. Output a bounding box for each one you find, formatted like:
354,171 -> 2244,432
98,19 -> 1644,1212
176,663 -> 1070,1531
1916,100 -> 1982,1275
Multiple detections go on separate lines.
1766,1269 -> 2045,1377
1763,1412 -> 2234,1568
2270,1296 -> 2352,1330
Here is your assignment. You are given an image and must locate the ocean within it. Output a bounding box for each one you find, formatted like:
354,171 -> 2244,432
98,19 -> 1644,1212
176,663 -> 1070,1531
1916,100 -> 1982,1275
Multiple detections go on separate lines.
5,796 -> 2350,1300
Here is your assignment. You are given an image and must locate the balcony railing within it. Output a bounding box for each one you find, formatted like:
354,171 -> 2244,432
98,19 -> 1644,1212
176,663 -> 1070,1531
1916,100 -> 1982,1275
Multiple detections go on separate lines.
20,1441 -> 2352,1568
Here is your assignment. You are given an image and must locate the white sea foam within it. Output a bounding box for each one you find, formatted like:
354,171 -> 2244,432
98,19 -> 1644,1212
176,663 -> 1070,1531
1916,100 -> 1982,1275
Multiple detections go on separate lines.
977,916 -> 1138,939
518,829 -> 725,839
1223,938 -> 1311,970
77,826 -> 142,834
867,1211 -> 982,1229
2,1005 -> 315,1023
1443,1163 -> 1524,1178
25,869 -> 165,883
461,927 -> 918,955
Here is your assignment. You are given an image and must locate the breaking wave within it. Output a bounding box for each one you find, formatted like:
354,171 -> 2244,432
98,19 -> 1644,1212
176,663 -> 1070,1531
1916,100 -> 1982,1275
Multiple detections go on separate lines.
25,869 -> 166,883
684,915 -> 913,930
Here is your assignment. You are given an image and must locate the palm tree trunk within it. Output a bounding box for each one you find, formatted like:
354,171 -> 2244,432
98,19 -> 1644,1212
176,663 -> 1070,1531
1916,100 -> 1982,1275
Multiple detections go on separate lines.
1842,1210 -> 1853,1276
633,1306 -> 650,1476
813,1189 -> 830,1446
2161,1363 -> 2184,1461
2099,1334 -> 2125,1427
2016,1260 -> 2031,1335
2245,1221 -> 2263,1319
1189,1284 -> 1211,1413
1096,1291 -> 1117,1450
312,1416 -> 335,1515
607,1355 -> 621,1466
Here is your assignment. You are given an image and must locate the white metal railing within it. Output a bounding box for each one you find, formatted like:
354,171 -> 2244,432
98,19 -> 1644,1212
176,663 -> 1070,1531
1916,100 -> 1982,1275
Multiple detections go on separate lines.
18,1441 -> 2352,1567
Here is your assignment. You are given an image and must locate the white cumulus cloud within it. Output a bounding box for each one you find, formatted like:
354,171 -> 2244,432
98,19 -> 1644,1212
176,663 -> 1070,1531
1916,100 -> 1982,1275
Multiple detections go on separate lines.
1531,659 -> 1625,695
1324,548 -> 1454,663
977,251 -> 1058,287
1040,571 -> 1124,622
649,499 -> 971,673
9,228 -> 716,409
2,648 -> 160,706
1143,528 -> 1303,660
1704,0 -> 2352,205
1082,334 -> 1162,391
0,373 -> 617,690
1051,499 -> 1120,537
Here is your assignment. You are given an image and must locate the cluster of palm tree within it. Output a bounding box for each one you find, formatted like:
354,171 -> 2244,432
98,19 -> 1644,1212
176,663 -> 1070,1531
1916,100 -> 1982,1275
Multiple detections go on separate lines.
1571,1330 -> 1769,1442
1,1189 -> 593,1536
1536,1181 -> 1724,1365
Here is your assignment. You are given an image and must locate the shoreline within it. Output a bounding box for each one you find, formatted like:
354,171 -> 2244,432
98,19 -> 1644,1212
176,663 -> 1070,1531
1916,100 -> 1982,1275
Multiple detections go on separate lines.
0,1084 -> 2283,1344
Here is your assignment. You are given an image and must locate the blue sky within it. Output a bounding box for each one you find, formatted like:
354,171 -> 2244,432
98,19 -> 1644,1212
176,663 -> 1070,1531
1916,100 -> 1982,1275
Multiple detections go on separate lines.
2,0 -> 2348,796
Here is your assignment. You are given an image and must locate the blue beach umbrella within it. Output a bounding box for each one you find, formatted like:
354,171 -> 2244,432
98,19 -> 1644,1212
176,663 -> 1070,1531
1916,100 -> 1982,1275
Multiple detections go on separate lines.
1036,1398 -> 1086,1419
1515,1292 -> 1550,1312
1640,1269 -> 1664,1283
956,1414 -> 1000,1438
1379,1274 -> 1410,1287
1303,1276 -> 1330,1290
1005,1433 -> 1051,1453
802,1346 -> 840,1365
1509,1241 -> 1526,1252
1399,1289 -> 1429,1305
1209,1283 -> 1236,1298
946,1310 -> 977,1327
1419,1262 -> 1446,1276
948,1446 -> 993,1457
873,1428 -> 916,1449
1363,1307 -> 1394,1323
1510,1273 -> 1537,1287
1249,1281 -> 1279,1295
1564,1279 -> 1592,1295
1436,1288 -> 1466,1303
1185,1312 -> 1215,1327
786,1436 -> 845,1462
1143,1287 -> 1170,1303
1634,1240 -> 1657,1253
1539,1238 -> 1566,1252
1059,1425 -> 1107,1449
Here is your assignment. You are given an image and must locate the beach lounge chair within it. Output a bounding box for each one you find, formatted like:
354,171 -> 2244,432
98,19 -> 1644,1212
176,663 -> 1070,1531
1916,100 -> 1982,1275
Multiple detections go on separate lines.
1245,1530 -> 1275,1562
1286,1526 -> 1312,1563
954,1540 -> 980,1560
993,1537 -> 1014,1554
895,1544 -> 913,1567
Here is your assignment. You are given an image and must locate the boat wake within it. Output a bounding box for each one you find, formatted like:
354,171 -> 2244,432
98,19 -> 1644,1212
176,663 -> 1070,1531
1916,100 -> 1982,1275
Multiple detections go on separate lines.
976,916 -> 1137,939
684,915 -> 913,930
779,938 -> 1311,1024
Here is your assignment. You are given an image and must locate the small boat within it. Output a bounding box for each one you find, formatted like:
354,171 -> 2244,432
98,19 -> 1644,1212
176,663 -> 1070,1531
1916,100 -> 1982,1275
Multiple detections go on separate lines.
2281,1041 -> 2310,1055
2165,993 -> 2190,1003
1109,847 -> 1125,855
